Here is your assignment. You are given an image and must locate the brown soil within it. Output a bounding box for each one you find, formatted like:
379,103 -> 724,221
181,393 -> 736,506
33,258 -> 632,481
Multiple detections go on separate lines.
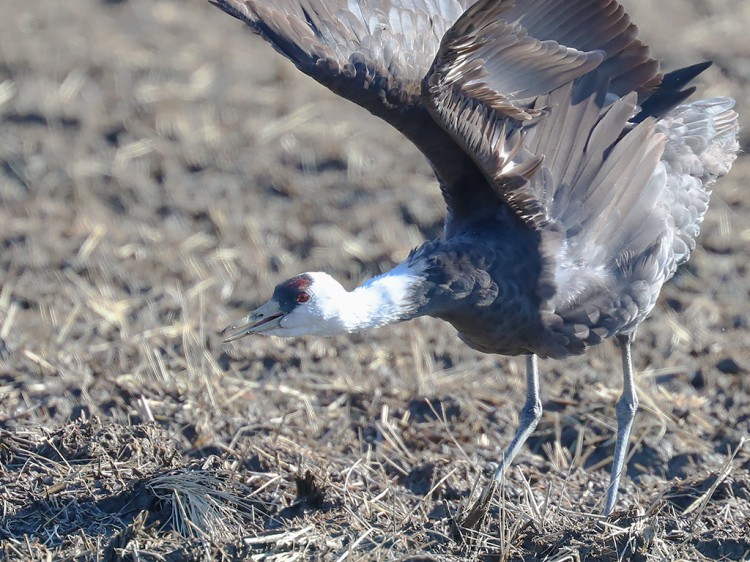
1,0 -> 749,560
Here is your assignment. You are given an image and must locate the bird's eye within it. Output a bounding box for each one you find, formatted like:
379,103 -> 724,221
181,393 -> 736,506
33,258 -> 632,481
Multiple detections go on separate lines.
297,292 -> 310,303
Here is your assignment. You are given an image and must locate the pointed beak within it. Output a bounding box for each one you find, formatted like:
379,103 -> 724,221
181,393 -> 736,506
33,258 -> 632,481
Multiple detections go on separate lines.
221,300 -> 286,342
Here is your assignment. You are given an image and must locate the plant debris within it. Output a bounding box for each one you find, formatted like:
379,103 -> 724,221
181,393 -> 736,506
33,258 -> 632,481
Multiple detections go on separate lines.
1,0 -> 749,559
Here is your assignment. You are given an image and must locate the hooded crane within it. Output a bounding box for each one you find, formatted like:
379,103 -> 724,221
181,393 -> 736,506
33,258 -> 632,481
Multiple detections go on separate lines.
212,0 -> 739,524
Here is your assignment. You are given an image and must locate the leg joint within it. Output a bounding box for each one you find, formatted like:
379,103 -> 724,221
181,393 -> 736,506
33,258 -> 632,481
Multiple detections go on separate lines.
521,398 -> 543,425
615,394 -> 638,419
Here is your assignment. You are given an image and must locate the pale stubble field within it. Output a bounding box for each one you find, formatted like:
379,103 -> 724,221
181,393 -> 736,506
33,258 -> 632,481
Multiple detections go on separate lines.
1,0 -> 749,559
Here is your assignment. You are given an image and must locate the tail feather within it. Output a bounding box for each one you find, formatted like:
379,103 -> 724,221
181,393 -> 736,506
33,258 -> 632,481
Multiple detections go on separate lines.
657,97 -> 739,270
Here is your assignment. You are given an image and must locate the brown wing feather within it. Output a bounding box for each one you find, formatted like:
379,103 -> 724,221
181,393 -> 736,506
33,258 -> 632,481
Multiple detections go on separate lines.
423,0 -> 604,225
502,0 -> 663,98
425,0 -> 605,122
210,0 -> 489,214
520,78 -> 670,270
210,0 -> 696,232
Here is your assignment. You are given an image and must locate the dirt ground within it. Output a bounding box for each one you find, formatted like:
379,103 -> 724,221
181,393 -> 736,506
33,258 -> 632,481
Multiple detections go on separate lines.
1,0 -> 749,560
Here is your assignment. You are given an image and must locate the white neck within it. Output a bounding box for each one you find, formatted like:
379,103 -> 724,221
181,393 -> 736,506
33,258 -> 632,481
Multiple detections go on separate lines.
341,261 -> 425,331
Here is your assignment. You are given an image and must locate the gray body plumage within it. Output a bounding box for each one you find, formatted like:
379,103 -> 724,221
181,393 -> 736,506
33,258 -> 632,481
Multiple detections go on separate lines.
408,213 -> 553,356
211,0 -> 740,520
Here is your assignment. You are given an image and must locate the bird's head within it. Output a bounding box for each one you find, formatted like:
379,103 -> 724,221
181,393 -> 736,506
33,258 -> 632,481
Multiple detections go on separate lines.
221,272 -> 351,340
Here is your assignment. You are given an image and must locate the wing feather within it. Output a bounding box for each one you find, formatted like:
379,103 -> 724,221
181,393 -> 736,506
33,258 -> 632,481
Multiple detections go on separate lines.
423,0 -> 605,224
524,80 -> 669,268
210,0 -> 483,210
210,0 -> 716,232
211,0 -> 468,111
503,0 -> 663,99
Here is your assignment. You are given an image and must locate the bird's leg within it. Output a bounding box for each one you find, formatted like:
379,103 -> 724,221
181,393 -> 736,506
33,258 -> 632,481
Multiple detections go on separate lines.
460,355 -> 542,531
492,354 -> 543,481
604,333 -> 639,515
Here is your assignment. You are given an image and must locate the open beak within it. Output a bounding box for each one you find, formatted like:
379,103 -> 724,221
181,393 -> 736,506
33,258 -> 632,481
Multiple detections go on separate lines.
221,300 -> 286,342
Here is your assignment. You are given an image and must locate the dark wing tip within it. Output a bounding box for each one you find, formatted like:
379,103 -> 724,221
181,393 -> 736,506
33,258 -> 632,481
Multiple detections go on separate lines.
208,0 -> 250,21
634,61 -> 713,122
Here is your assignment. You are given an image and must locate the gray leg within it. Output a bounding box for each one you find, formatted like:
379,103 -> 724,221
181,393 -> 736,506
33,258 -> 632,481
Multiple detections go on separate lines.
605,333 -> 639,515
461,355 -> 542,530
492,354 -> 542,481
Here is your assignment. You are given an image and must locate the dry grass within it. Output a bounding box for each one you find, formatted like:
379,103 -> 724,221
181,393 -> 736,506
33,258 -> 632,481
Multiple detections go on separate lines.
1,0 -> 750,560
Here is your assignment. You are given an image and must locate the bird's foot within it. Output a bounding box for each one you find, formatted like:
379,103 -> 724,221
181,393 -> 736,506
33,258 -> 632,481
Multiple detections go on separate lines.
451,479 -> 498,544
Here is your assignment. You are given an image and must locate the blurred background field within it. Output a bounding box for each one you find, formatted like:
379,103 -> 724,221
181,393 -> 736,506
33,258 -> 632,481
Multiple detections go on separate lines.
0,0 -> 749,559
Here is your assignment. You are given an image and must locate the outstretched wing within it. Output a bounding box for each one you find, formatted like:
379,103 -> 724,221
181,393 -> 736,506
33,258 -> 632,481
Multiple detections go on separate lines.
421,0 -> 678,226
501,0 -> 662,100
209,0 -> 480,188
211,0 -> 700,226
423,0 -> 607,225
526,79 -> 669,268
210,0 -> 470,110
